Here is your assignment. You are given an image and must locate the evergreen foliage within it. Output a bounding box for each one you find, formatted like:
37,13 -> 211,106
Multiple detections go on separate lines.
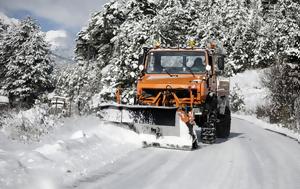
230,84 -> 245,113
0,17 -> 53,107
0,0 -> 298,128
72,0 -> 299,104
259,0 -> 300,129
262,63 -> 300,130
0,20 -> 11,87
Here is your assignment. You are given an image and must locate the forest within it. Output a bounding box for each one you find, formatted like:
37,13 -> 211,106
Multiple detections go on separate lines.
0,0 -> 299,136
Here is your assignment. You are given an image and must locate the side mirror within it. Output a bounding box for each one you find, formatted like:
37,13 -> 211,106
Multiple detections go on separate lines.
206,65 -> 211,72
206,65 -> 212,76
218,56 -> 225,70
139,65 -> 144,71
138,55 -> 144,65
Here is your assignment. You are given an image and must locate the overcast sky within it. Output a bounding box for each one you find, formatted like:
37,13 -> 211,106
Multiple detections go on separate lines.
0,0 -> 109,57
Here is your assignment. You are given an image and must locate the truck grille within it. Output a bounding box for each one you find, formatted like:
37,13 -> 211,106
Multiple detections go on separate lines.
142,89 -> 197,98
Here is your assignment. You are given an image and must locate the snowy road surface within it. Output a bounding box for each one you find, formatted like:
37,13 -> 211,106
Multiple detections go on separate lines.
74,117 -> 300,189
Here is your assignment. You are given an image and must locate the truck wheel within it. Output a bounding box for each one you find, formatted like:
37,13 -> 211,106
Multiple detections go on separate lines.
195,114 -> 205,127
216,107 -> 231,138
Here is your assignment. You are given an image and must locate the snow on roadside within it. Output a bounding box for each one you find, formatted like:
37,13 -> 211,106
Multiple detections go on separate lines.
230,69 -> 268,113
0,105 -> 57,141
0,116 -> 142,189
233,113 -> 300,142
231,69 -> 300,142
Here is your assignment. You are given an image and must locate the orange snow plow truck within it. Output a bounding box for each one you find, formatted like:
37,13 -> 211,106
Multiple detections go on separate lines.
98,42 -> 231,150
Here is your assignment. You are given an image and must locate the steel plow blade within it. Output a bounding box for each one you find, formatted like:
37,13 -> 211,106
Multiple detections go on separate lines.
96,104 -> 177,126
96,104 -> 198,150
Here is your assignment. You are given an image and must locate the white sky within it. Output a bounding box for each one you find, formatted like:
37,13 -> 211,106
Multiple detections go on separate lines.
0,0 -> 110,57
0,0 -> 109,28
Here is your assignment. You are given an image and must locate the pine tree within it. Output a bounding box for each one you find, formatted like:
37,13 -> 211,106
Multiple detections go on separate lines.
0,17 -> 53,107
258,0 -> 300,130
72,0 -> 298,105
262,63 -> 300,127
74,0 -> 159,103
0,21 -> 7,87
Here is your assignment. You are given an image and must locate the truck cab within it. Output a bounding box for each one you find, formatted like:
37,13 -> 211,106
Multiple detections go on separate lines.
98,43 -> 231,146
137,47 -> 227,109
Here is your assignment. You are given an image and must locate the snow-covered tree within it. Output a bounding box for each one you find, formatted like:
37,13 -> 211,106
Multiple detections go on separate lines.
230,84 -> 245,112
75,0 -> 229,102
71,0 -> 299,106
227,1 -> 264,73
75,0 -> 158,102
0,22 -> 7,87
0,17 -> 53,107
257,0 -> 300,65
295,97 -> 300,131
259,0 -> 300,128
262,63 -> 300,128
0,19 -> 13,89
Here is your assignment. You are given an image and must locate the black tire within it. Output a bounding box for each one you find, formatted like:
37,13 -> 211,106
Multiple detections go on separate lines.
200,122 -> 216,144
195,114 -> 204,127
216,107 -> 231,138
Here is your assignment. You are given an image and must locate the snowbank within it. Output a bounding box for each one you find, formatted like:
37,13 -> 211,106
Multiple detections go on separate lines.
231,69 -> 300,142
230,69 -> 268,113
233,113 -> 300,142
0,95 -> 9,104
0,105 -> 56,141
0,116 -> 142,189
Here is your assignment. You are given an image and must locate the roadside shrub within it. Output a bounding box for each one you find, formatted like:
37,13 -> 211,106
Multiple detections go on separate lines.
294,97 -> 300,132
230,84 -> 245,113
0,104 -> 59,141
261,64 -> 300,132
256,105 -> 271,119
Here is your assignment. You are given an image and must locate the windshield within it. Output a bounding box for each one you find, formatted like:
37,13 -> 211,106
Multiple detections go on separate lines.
146,51 -> 206,74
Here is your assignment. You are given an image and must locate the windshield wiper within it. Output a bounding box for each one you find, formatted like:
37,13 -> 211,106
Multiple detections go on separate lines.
185,66 -> 195,77
161,66 -> 173,77
178,60 -> 195,77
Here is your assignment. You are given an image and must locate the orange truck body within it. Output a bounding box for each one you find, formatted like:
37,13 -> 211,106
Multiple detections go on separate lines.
99,45 -> 231,147
136,48 -> 218,110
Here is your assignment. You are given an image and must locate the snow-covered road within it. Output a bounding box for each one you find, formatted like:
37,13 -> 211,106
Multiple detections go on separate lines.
74,117 -> 300,189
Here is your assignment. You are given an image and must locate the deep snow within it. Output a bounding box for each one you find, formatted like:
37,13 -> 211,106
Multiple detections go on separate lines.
1,69 -> 299,189
230,69 -> 300,141
0,116 -> 142,189
72,117 -> 300,189
0,115 -> 299,189
230,69 -> 268,113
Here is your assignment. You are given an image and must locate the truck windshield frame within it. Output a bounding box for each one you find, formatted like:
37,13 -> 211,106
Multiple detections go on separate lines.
146,51 -> 206,74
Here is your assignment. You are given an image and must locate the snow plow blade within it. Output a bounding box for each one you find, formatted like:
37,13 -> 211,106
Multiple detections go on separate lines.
96,104 -> 196,150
